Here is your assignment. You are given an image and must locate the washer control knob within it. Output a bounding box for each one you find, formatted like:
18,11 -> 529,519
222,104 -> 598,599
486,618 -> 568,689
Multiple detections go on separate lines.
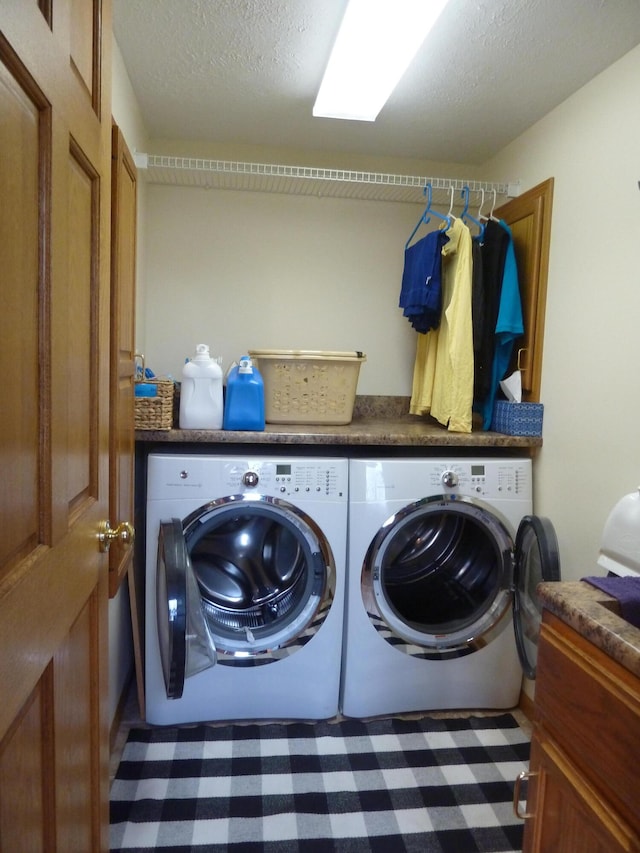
242,470 -> 259,488
441,470 -> 459,488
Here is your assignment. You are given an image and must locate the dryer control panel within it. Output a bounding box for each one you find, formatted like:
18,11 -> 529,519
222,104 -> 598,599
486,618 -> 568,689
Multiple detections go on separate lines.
431,460 -> 530,499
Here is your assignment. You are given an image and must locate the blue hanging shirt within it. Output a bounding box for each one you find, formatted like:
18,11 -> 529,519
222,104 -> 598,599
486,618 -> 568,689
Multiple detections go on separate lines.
400,228 -> 449,333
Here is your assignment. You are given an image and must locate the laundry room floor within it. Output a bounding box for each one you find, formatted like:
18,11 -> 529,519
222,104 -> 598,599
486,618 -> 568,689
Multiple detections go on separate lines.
110,685 -> 532,852
110,680 -> 533,783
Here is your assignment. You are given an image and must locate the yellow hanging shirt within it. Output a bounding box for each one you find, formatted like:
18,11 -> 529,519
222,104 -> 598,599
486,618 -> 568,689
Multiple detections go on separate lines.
410,218 -> 474,433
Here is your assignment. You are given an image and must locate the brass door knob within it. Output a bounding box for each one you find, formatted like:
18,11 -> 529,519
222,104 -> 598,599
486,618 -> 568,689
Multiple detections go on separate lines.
98,520 -> 135,553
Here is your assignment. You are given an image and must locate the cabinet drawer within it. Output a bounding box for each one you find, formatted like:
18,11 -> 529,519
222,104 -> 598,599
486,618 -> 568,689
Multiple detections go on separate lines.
535,612 -> 640,833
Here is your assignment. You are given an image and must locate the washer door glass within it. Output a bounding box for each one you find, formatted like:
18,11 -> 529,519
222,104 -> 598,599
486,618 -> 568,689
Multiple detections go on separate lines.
364,495 -> 514,658
182,495 -> 333,665
157,519 -> 217,700
513,515 -> 561,680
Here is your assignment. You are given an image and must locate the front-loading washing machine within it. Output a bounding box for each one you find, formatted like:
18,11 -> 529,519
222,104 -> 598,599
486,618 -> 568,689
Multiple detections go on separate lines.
145,453 -> 348,725
341,457 -> 559,718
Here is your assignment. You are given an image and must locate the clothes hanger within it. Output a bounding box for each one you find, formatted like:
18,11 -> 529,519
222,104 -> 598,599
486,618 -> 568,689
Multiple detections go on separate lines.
488,188 -> 499,221
405,183 -> 451,249
446,185 -> 456,220
460,186 -> 484,238
479,188 -> 500,225
478,188 -> 488,220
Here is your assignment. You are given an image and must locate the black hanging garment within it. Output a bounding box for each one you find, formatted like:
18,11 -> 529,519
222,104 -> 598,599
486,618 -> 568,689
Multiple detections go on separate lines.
473,219 -> 509,404
471,237 -> 484,379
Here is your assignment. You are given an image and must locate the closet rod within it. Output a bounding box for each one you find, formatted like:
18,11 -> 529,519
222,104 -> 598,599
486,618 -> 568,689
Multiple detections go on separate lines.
134,153 -> 519,205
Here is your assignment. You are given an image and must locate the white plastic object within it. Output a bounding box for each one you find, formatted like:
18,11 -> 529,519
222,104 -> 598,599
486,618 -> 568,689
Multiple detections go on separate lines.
597,487 -> 640,577
179,344 -> 223,430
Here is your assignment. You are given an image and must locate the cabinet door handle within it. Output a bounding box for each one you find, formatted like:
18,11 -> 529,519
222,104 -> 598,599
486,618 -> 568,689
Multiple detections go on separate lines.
517,347 -> 528,371
513,769 -> 538,819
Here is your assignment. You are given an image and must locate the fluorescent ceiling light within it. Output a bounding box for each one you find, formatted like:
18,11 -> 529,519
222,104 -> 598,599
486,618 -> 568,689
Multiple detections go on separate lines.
313,0 -> 451,122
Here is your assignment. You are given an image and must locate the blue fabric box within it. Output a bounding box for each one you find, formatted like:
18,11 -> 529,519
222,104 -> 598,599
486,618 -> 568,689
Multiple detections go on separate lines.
491,401 -> 544,436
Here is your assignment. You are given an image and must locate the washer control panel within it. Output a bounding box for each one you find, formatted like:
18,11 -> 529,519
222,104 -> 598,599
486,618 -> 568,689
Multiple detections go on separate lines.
230,460 -> 346,500
148,455 -> 348,502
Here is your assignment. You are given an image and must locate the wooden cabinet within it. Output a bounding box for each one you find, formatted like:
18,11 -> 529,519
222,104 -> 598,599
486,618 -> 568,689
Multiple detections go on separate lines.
522,612 -> 640,852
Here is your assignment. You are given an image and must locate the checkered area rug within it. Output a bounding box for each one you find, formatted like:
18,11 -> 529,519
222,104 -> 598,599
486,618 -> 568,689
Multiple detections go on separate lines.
110,713 -> 529,853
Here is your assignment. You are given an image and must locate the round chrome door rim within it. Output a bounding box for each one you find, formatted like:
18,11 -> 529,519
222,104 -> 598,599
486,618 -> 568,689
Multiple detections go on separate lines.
181,493 -> 335,661
362,494 -> 514,657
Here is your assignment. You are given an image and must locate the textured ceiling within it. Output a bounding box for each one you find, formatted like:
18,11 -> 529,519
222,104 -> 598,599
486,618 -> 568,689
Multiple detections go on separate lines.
113,0 -> 640,165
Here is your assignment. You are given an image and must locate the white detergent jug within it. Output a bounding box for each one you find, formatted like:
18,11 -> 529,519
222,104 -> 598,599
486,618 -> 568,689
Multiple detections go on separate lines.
179,343 -> 223,429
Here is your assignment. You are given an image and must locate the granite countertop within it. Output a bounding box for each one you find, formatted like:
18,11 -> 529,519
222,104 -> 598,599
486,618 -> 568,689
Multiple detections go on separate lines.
538,580 -> 640,679
135,396 -> 543,450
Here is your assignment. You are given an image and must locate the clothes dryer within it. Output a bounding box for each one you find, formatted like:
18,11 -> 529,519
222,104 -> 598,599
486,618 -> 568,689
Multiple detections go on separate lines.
145,453 -> 347,725
341,458 -> 559,718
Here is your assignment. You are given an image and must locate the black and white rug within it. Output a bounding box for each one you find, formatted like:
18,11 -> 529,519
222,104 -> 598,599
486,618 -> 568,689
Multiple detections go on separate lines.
110,713 -> 529,853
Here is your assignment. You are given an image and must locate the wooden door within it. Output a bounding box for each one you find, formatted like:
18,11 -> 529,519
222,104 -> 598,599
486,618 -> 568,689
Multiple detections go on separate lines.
0,2 -> 112,851
109,123 -> 137,599
496,178 -> 554,402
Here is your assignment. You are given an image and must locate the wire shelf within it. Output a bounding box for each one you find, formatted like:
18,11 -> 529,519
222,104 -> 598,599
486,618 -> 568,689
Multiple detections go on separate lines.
134,154 -> 517,206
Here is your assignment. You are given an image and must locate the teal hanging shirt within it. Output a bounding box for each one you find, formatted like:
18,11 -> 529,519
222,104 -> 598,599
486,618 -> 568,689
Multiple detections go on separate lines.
480,220 -> 524,430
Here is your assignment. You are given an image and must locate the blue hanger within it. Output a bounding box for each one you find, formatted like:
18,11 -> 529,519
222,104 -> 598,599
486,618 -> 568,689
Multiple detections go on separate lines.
405,183 -> 451,249
460,186 -> 485,238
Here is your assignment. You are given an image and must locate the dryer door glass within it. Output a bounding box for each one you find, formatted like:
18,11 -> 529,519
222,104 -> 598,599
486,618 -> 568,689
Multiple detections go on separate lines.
157,519 -> 217,699
513,515 -> 561,680
365,495 -> 514,657
182,497 -> 332,664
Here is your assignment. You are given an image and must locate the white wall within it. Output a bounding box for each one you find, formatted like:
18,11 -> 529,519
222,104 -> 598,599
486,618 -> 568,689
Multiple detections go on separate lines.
139,140 -> 483,392
483,43 -> 640,580
143,185 -> 422,391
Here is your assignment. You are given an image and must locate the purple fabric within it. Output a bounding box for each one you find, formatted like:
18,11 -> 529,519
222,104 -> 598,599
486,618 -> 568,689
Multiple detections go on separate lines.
582,575 -> 640,628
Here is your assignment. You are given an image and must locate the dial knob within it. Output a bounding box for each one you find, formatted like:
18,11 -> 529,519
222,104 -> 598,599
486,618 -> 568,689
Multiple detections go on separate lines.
242,470 -> 259,487
441,470 -> 459,488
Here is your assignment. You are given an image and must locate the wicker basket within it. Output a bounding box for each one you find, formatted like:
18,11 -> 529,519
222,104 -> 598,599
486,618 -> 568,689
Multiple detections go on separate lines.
134,379 -> 175,430
248,349 -> 366,425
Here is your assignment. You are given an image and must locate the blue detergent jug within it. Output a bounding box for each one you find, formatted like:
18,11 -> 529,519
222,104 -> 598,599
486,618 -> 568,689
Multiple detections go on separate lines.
223,356 -> 265,431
